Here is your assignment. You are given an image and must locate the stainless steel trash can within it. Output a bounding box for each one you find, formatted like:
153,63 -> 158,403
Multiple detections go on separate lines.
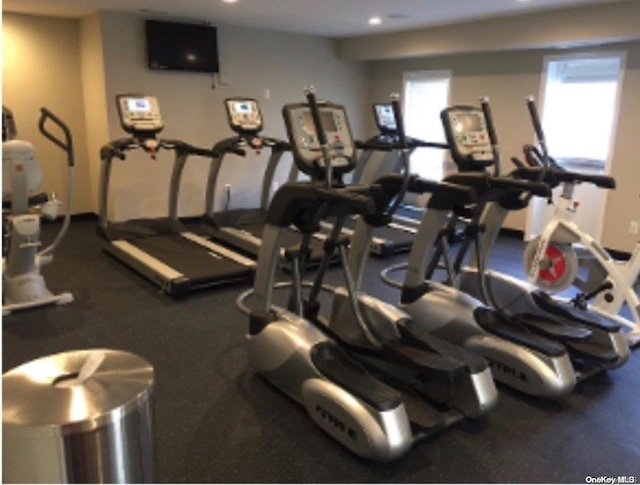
3,348 -> 155,483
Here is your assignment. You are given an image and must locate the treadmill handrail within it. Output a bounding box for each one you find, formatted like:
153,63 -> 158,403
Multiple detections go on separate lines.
204,134 -> 291,219
98,136 -> 215,232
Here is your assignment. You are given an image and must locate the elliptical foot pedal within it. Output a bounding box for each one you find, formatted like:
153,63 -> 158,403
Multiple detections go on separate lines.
400,390 -> 463,437
519,313 -> 592,341
311,342 -> 403,411
531,291 -> 621,332
565,340 -> 620,364
474,308 -> 565,357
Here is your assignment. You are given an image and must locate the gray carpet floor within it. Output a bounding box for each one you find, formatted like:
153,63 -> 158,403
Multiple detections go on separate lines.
3,218 -> 639,483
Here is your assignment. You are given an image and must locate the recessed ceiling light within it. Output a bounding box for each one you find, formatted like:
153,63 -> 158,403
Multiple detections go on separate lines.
369,16 -> 382,25
516,0 -> 531,2
222,0 -> 238,3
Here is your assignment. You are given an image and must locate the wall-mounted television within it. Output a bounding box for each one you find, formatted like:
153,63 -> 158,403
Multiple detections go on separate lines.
145,20 -> 219,73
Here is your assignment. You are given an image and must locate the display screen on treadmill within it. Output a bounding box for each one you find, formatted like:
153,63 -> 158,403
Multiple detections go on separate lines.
375,104 -> 397,131
233,101 -> 254,114
453,113 -> 482,133
127,98 -> 151,112
303,111 -> 337,134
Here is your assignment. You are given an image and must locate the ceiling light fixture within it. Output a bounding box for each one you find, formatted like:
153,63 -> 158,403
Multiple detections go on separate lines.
222,0 -> 238,3
369,16 -> 382,25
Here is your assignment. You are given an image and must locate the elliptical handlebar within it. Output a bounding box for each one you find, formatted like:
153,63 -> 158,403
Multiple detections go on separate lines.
479,97 -> 500,177
409,177 -> 478,204
380,93 -> 411,218
305,88 -> 327,147
38,107 -> 75,167
526,97 -> 545,147
490,176 -> 551,198
525,97 -> 551,182
390,95 -> 406,149
315,187 -> 376,217
304,86 -> 335,188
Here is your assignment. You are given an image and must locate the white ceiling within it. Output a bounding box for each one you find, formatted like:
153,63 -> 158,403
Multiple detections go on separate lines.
2,0 -> 623,38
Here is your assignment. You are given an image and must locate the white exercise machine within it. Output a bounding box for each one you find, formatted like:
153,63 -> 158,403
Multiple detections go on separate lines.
519,97 -> 640,347
2,106 -> 75,315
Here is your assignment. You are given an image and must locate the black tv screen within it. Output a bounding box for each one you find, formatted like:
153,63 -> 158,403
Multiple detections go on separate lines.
146,20 -> 219,73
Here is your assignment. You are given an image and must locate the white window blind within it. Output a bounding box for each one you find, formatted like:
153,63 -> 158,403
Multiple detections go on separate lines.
541,55 -> 623,171
403,71 -> 450,181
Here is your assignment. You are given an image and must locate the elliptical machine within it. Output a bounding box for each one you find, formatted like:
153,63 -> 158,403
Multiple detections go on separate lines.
433,98 -> 629,377
381,168 -> 578,397
238,89 -> 497,462
2,106 -> 75,315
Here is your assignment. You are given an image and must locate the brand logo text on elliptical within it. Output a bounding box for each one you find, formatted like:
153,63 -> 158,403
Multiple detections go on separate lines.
315,405 -> 357,440
487,359 -> 528,382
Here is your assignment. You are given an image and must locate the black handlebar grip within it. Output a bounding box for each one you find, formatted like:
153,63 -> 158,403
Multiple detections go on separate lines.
305,89 -> 327,146
316,187 -> 375,216
491,177 -> 551,198
39,107 -> 75,167
416,141 -> 449,150
189,146 -> 215,158
480,98 -> 498,146
356,140 -> 394,152
526,97 -> 545,143
409,177 -> 440,194
390,96 -> 407,148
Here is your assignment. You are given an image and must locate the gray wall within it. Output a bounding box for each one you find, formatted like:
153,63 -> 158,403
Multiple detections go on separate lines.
367,41 -> 640,252
97,11 -> 369,220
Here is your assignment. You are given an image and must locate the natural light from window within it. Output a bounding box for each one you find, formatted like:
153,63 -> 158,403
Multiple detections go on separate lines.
541,55 -> 623,171
403,71 -> 450,180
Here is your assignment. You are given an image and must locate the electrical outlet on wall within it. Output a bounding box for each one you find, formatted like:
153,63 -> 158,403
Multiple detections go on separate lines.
630,220 -> 639,235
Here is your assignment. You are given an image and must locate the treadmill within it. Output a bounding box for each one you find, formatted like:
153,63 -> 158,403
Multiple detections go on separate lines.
202,98 -> 328,267
316,103 -> 449,257
98,94 -> 256,297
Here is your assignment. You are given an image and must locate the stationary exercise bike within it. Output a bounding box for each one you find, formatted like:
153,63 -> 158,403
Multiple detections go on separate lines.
516,99 -> 640,347
238,89 -> 497,462
2,106 -> 75,315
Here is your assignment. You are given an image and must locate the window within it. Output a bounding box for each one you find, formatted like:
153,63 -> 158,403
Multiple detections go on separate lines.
403,70 -> 451,180
540,54 -> 624,172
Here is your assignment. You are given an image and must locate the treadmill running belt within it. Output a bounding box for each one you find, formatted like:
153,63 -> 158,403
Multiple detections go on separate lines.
132,234 -> 253,286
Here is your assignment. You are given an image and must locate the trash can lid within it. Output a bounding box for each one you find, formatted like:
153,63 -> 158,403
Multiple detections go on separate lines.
3,349 -> 154,433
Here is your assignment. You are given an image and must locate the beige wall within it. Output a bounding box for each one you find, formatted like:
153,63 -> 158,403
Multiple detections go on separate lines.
368,41 -> 640,252
2,13 -> 92,213
97,11 -> 369,220
79,12 -> 110,213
